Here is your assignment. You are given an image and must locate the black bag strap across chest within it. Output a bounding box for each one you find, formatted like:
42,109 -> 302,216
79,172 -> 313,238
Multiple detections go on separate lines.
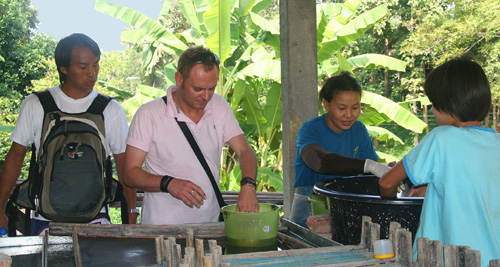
33,90 -> 111,117
162,96 -> 227,208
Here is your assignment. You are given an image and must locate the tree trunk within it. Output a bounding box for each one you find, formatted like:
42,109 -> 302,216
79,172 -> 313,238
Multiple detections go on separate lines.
424,105 -> 429,134
485,105 -> 491,128
493,101 -> 498,129
384,70 -> 390,97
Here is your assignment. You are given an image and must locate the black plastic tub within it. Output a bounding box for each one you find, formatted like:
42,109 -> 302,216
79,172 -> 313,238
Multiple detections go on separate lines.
314,175 -> 423,245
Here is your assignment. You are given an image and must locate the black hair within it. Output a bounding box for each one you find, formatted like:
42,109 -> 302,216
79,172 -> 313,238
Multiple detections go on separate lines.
424,58 -> 491,122
177,46 -> 219,79
54,33 -> 101,84
319,71 -> 362,102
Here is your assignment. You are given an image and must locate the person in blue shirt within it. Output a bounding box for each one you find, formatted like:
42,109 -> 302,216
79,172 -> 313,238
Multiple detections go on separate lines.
380,58 -> 500,266
291,71 -> 390,227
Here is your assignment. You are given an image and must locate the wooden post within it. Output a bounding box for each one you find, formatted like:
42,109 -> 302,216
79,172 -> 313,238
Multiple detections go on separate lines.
395,228 -> 413,267
389,221 -> 401,260
72,226 -> 83,267
203,254 -> 213,267
186,228 -> 194,248
370,222 -> 380,252
360,216 -> 372,249
184,250 -> 194,267
389,221 -> 401,242
185,246 -> 195,257
457,245 -> 471,267
173,244 -> 182,267
430,240 -> 443,267
42,232 -> 49,267
444,244 -> 457,267
208,239 -> 217,267
465,249 -> 481,267
417,237 -> 430,267
490,259 -> 500,267
215,245 -> 223,267
155,236 -> 164,265
163,238 -> 173,267
195,239 -> 204,267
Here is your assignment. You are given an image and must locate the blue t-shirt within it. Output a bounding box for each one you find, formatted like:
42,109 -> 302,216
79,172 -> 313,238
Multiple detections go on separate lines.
404,126 -> 500,266
294,114 -> 378,187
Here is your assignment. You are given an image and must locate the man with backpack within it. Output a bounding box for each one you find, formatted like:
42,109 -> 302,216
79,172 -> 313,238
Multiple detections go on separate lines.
0,33 -> 137,236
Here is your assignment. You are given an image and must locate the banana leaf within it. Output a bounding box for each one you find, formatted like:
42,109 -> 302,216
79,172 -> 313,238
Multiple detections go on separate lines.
318,5 -> 388,62
243,87 -> 268,137
399,96 -> 431,110
336,0 -> 362,25
96,81 -> 134,102
366,125 -> 404,144
249,12 -> 279,34
120,85 -> 166,119
263,83 -> 282,130
204,0 -> 235,63
348,54 -> 407,72
257,167 -> 283,192
95,0 -> 187,54
376,151 -> 400,163
0,125 -> 14,132
361,91 -> 427,133
178,0 -> 202,34
238,60 -> 281,83
239,0 -> 258,16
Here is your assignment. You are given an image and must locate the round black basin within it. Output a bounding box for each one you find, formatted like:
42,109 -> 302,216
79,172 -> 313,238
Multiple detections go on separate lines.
314,175 -> 423,245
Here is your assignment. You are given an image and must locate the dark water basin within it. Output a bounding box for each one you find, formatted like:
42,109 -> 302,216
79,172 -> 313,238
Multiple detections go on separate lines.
314,175 -> 423,245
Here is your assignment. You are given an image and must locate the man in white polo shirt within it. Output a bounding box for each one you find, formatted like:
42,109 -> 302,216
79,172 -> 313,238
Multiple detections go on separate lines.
124,46 -> 259,224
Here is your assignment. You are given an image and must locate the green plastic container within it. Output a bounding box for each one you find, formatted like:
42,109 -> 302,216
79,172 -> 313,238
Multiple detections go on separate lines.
308,194 -> 329,215
221,204 -> 281,250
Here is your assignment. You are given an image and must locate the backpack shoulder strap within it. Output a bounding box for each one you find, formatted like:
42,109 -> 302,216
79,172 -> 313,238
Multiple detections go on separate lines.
33,90 -> 59,113
87,94 -> 112,115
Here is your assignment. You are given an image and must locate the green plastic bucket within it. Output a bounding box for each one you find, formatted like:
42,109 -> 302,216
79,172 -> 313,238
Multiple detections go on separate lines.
221,204 -> 281,251
308,194 -> 329,215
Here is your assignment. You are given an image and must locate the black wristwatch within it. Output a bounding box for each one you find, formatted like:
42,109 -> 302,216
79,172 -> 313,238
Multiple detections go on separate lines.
240,177 -> 257,188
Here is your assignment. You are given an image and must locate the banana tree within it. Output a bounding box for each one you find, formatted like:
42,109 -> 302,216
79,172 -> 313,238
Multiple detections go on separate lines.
237,0 -> 426,161
95,0 -> 282,191
95,0 -> 426,191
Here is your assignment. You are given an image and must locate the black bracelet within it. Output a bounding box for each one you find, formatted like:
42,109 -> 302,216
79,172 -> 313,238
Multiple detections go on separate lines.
160,175 -> 174,193
240,177 -> 257,188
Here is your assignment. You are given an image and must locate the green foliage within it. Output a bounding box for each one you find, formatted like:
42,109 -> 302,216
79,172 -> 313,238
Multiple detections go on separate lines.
400,0 -> 500,103
94,0 -> 428,190
98,49 -> 143,95
0,0 -> 55,176
0,0 -> 56,97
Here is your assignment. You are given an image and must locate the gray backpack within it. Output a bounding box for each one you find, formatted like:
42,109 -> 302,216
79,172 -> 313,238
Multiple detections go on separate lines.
12,90 -> 119,223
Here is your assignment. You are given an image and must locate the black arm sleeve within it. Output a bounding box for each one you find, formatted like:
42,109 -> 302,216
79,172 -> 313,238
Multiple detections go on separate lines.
301,144 -> 366,175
